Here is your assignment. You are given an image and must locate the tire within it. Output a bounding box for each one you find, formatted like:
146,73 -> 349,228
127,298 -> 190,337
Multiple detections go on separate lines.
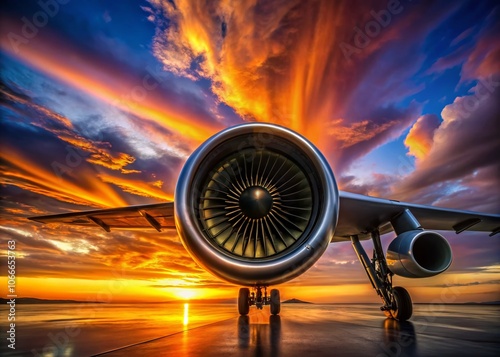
389,286 -> 413,321
238,288 -> 250,315
270,289 -> 280,315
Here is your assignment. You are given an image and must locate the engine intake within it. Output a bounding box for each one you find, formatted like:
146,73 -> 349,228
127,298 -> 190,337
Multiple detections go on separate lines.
199,147 -> 316,259
175,123 -> 338,286
387,230 -> 453,278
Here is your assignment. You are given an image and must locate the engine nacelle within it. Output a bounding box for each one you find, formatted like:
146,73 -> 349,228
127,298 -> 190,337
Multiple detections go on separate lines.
386,230 -> 453,278
175,123 -> 338,286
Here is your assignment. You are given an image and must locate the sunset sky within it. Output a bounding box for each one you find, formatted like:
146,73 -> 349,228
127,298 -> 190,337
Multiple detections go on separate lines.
1,0 -> 499,304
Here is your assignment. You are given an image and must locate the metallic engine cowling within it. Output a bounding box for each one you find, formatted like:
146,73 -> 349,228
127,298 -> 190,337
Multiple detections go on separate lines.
386,230 -> 453,278
175,123 -> 338,286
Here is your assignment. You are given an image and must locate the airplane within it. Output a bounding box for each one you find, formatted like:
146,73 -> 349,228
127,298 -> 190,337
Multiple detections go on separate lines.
29,123 -> 500,321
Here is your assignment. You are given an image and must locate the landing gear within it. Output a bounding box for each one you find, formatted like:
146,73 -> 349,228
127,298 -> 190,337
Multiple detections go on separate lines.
270,289 -> 281,315
237,286 -> 280,315
351,231 -> 413,321
386,286 -> 413,321
238,288 -> 250,315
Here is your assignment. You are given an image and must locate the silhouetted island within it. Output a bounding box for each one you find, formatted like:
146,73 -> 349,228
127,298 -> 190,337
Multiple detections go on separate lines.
465,301 -> 500,305
282,298 -> 312,304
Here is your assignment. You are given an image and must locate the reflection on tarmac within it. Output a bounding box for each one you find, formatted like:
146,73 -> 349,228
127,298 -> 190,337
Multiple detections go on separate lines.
88,304 -> 500,357
382,318 -> 417,357
238,315 -> 281,355
3,303 -> 499,356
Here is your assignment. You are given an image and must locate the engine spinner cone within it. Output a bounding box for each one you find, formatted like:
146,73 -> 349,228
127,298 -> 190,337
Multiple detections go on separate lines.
239,186 -> 273,219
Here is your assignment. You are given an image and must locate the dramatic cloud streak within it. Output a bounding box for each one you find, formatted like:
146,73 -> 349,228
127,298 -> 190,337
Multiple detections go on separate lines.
2,86 -> 139,174
1,147 -> 126,208
0,17 -> 224,144
150,0 -> 417,154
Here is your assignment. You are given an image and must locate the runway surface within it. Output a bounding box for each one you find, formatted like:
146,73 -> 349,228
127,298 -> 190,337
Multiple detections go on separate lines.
95,304 -> 500,357
3,303 -> 499,356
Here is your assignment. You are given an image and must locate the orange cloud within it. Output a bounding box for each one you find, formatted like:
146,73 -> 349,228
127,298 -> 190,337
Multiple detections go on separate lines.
329,119 -> 398,148
394,84 -> 499,209
151,1 -> 375,147
149,0 -> 427,162
404,114 -> 441,160
98,173 -> 174,201
1,147 -> 126,208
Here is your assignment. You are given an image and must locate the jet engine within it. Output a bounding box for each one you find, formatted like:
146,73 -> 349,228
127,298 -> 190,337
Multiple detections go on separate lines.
175,123 -> 338,286
386,230 -> 453,278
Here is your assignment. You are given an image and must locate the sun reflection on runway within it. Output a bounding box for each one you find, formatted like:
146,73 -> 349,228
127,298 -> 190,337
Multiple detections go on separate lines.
183,303 -> 189,326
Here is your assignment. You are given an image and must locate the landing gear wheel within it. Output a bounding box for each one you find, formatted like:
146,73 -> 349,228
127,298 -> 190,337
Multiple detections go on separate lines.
387,286 -> 413,321
270,289 -> 280,315
238,288 -> 250,315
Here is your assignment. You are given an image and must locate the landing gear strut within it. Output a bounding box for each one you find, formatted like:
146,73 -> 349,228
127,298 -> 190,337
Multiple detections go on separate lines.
238,286 -> 280,316
351,231 -> 413,321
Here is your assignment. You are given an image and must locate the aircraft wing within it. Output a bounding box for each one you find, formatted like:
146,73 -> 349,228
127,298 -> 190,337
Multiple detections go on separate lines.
28,202 -> 175,232
28,191 -> 500,238
333,191 -> 500,241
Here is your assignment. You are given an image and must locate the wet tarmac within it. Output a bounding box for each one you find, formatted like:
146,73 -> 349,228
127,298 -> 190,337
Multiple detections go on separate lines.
94,304 -> 500,357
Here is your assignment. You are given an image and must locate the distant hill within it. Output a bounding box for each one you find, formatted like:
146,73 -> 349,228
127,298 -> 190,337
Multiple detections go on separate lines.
282,298 -> 312,304
465,301 -> 500,305
414,301 -> 500,305
0,297 -> 103,304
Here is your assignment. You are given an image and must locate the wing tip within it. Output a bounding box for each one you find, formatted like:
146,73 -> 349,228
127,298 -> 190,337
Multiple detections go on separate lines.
489,227 -> 500,237
27,216 -> 45,224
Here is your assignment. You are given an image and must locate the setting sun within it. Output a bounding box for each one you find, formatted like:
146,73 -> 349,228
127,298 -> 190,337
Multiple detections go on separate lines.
172,288 -> 198,300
